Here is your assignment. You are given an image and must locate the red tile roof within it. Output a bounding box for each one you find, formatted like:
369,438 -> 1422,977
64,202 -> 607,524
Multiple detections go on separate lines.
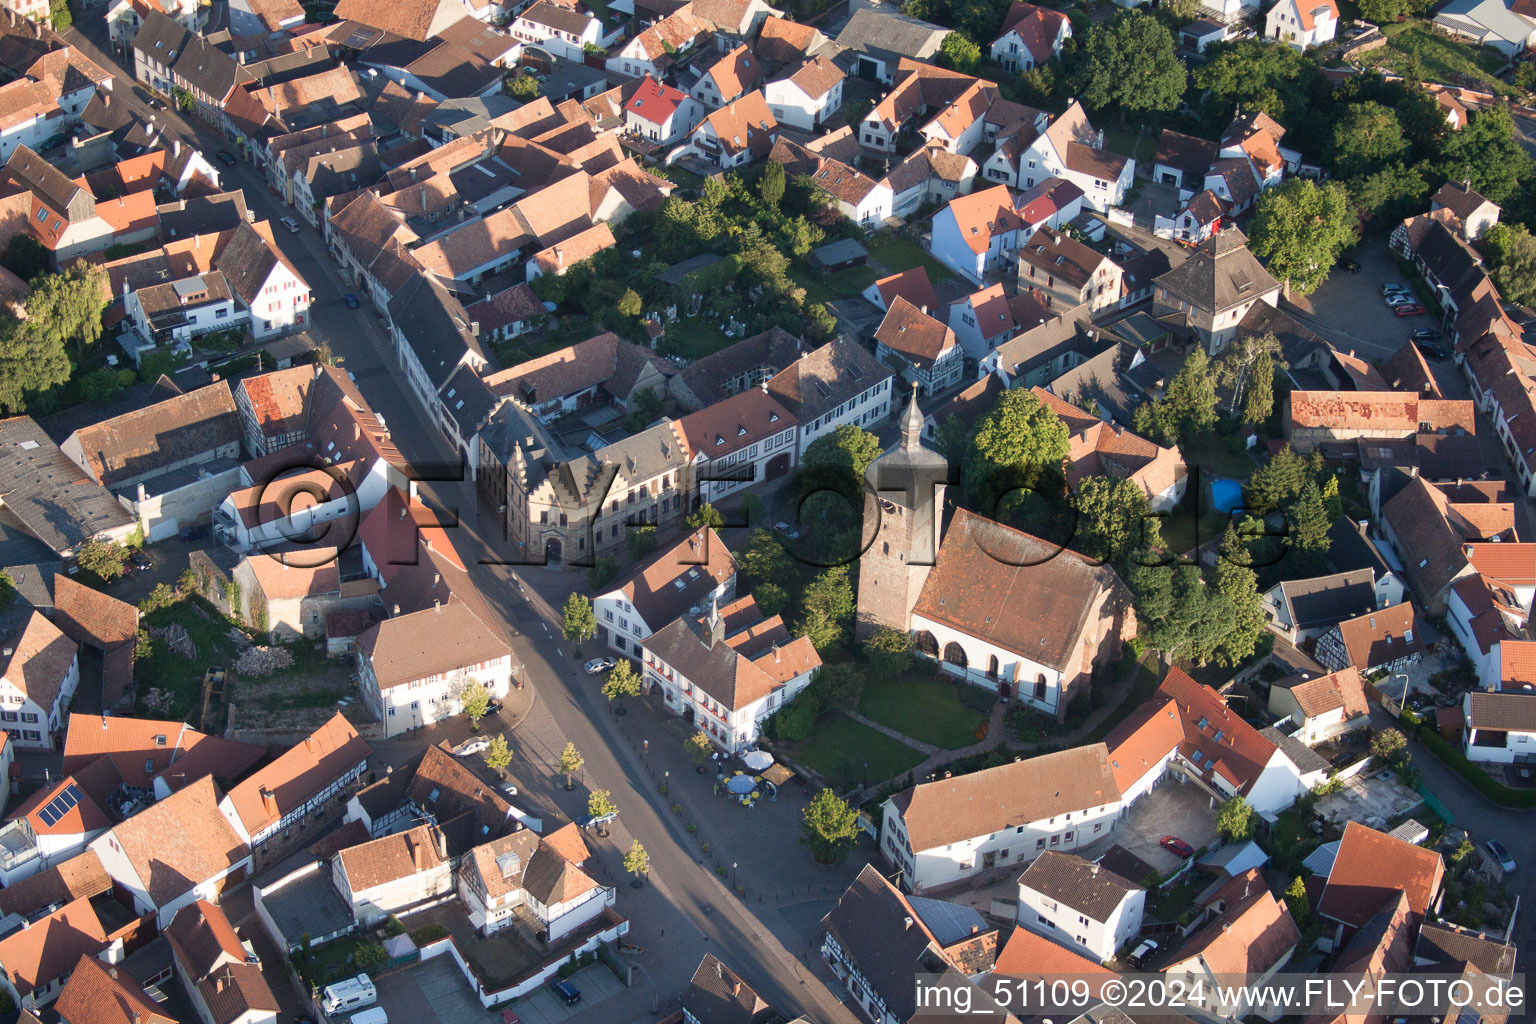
1319,821 -> 1443,929
874,295 -> 957,368
95,776 -> 249,910
872,267 -> 938,312
1158,668 -> 1281,797
223,712 -> 370,836
12,773 -> 111,837
0,897 -> 109,997
625,75 -> 688,127
993,926 -> 1117,987
1105,697 -> 1184,793
1465,542 -> 1536,587
62,714 -> 265,794
1328,603 -> 1428,672
53,955 -> 173,1024
943,184 -> 1024,255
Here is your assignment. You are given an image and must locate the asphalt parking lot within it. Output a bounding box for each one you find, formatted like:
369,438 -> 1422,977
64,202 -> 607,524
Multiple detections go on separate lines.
1287,237 -> 1449,361
372,957 -> 629,1024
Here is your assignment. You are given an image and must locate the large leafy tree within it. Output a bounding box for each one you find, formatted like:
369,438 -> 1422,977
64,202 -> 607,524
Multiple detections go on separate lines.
794,565 -> 855,650
0,317 -> 71,413
801,788 -> 860,863
1072,10 -> 1185,119
1215,331 -> 1282,420
937,31 -> 982,73
1484,223 -> 1536,306
1071,476 -> 1159,567
736,529 -> 794,617
1346,162 -> 1428,228
562,593 -> 597,643
1135,347 -> 1218,446
1248,179 -> 1359,295
803,424 -> 881,480
1193,38 -> 1315,125
1439,106 -> 1534,206
1330,102 -> 1407,179
968,387 -> 1069,486
76,540 -> 127,582
1243,350 -> 1275,428
1212,525 -> 1267,665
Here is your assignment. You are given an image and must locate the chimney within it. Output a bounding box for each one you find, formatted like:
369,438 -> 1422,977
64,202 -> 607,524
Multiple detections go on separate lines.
173,139 -> 181,157
393,604 -> 401,615
437,828 -> 448,859
304,735 -> 314,753
904,916 -> 914,930
433,573 -> 441,586
970,924 -> 979,935
260,787 -> 276,815
102,714 -> 109,729
434,600 -> 441,612
732,981 -> 742,996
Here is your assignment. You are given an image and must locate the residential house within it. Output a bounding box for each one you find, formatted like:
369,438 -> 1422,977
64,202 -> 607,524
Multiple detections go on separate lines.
2,146 -> 120,263
680,955 -> 785,1024
61,712 -> 266,802
464,284 -> 547,345
1181,17 -> 1234,49
641,595 -> 821,752
332,824 -> 452,924
821,865 -> 1007,1023
623,75 -> 703,144
856,62 -> 996,156
883,143 -> 979,218
764,337 -> 895,458
1431,179 -> 1500,240
0,611 -> 79,749
218,713 -> 372,871
1317,821 -> 1444,947
332,0 -> 479,39
762,54 -> 843,131
833,8 -> 947,83
60,382 -> 242,544
0,773 -> 112,887
484,332 -> 675,426
678,388 -> 800,503
1015,227 -> 1123,313
1152,226 -> 1281,354
667,326 -> 806,410
1015,852 -> 1144,963
948,283 -> 1051,363
0,897 -> 119,1010
385,273 -> 495,453
89,776 -> 251,927
768,141 -> 891,227
54,956 -> 174,1024
670,90 -> 778,169
874,297 -> 966,397
1461,690 -> 1536,763
1032,388 -> 1188,509
1315,602 -> 1430,678
1267,667 -> 1371,745
989,0 -> 1072,70
1218,111 -> 1298,192
457,831 -> 615,943
1016,102 -> 1133,212
605,5 -> 707,79
1432,0 -> 1536,55
928,184 -> 1028,284
1160,871 -> 1300,1021
1260,569 -> 1379,646
527,222 -> 618,280
1377,476 -> 1519,613
227,0 -> 304,34
1160,189 -> 1230,245
510,1 -> 603,62
753,16 -> 830,67
1285,392 -> 1475,455
165,900 -> 280,1024
689,44 -> 763,109
881,744 -> 1122,891
1265,0 -> 1338,48
1447,575 -> 1531,690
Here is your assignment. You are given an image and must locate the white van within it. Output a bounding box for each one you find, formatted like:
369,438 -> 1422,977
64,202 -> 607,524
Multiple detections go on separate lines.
321,974 -> 377,1015
351,1008 -> 389,1024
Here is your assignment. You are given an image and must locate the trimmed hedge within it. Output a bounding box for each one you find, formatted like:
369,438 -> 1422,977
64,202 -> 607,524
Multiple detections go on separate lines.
1399,710 -> 1536,809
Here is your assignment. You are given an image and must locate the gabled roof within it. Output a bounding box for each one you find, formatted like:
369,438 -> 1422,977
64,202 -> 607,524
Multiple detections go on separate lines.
11,773 -> 111,837
912,508 -> 1126,671
1157,668 -> 1282,796
337,823 -> 446,891
871,266 -> 938,313
405,741 -> 512,832
603,527 -> 735,628
66,381 -> 239,488
1318,821 -> 1443,928
1170,872 -> 1298,976
940,184 -> 1023,255
0,610 -> 78,713
1104,690 -> 1186,792
889,743 -> 1119,853
164,899 -> 248,982
875,295 -> 957,369
1154,128 -> 1218,178
92,775 -> 248,909
995,0 -> 1070,64
1465,690 -> 1536,731
54,955 -> 174,1024
0,850 -> 110,921
1326,602 -> 1428,671
1153,226 -> 1278,313
698,44 -> 763,100
224,713 -> 371,836
1431,179 -> 1497,221
1016,225 -> 1111,290
643,596 -> 820,712
683,954 -> 776,1024
0,896 -> 109,996
992,926 -> 1117,989
1275,569 -> 1377,631
765,337 -> 893,420
624,74 -> 689,126
1277,666 -> 1369,720
693,90 -> 777,157
1018,851 -> 1138,920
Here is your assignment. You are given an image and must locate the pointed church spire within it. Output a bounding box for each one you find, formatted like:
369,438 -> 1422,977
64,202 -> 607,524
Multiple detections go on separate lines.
899,386 -> 923,447
706,593 -> 724,650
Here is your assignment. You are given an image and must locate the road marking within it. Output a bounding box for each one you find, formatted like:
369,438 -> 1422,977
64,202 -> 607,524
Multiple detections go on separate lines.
557,648 -> 563,657
541,622 -> 549,632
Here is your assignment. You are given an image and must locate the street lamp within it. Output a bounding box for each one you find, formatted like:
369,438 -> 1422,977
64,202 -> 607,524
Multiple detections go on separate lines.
732,862 -> 738,889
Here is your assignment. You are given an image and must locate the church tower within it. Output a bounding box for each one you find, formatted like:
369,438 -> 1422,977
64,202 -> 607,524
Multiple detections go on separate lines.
855,389 -> 949,640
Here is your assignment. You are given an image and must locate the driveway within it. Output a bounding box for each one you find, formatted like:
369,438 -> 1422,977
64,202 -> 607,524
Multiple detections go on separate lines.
1283,237 -> 1442,360
375,956 -> 497,1024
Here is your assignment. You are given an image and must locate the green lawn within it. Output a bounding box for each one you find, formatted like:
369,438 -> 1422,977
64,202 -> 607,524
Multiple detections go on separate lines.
301,935 -> 384,985
1103,128 -> 1158,165
865,235 -> 956,283
1359,21 -> 1517,96
859,675 -> 987,750
790,264 -> 879,304
661,316 -> 734,360
790,713 -> 925,787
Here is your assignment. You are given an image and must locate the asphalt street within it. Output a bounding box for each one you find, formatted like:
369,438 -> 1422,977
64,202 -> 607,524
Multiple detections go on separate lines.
64,16 -> 861,1024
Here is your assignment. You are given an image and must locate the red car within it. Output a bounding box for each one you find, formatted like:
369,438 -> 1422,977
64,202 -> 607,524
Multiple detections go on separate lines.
1394,304 -> 1425,317
1161,835 -> 1195,858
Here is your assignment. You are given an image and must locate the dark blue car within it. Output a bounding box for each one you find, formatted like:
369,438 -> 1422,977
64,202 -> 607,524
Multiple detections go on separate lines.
343,293 -> 360,309
550,979 -> 581,1005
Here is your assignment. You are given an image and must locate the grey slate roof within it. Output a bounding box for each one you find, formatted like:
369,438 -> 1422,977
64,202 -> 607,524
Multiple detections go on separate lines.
1277,569 -> 1377,631
1018,852 -> 1139,921
387,273 -> 492,391
0,417 -> 134,556
1260,726 -> 1330,775
1153,227 -> 1279,314
835,9 -> 946,61
1416,922 -> 1516,977
765,337 -> 893,422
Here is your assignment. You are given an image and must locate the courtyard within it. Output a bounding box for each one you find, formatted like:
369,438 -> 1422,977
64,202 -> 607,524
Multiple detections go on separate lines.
1094,779 -> 1222,880
1313,766 -> 1425,831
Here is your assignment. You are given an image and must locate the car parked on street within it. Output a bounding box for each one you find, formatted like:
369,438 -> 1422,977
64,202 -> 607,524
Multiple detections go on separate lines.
584,657 -> 615,675
1485,839 -> 1516,872
1336,257 -> 1361,273
343,293 -> 360,309
1394,304 -> 1425,317
216,150 -> 236,166
454,737 -> 490,757
577,811 -> 617,830
280,216 -> 301,233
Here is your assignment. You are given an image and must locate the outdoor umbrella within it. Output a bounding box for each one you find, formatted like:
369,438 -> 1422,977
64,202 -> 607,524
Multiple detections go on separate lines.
726,774 -> 757,795
742,750 -> 774,771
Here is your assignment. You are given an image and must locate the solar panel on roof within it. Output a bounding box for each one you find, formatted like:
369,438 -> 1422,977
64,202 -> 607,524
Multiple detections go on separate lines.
37,783 -> 82,828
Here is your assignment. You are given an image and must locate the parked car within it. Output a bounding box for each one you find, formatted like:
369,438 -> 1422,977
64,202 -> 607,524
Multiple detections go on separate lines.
1485,839 -> 1516,872
1382,283 -> 1411,296
146,96 -> 167,111
179,524 -> 210,541
454,737 -> 490,757
131,550 -> 152,571
1336,257 -> 1361,273
342,293 -> 360,309
1386,293 -> 1417,307
1160,835 -> 1194,858
486,699 -> 503,717
774,521 -> 800,539
216,150 -> 236,166
1127,939 -> 1160,967
501,1011 -> 522,1024
1394,304 -> 1425,317
280,216 -> 301,233
549,980 -> 581,1006
576,811 -> 617,830
584,657 -> 616,675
